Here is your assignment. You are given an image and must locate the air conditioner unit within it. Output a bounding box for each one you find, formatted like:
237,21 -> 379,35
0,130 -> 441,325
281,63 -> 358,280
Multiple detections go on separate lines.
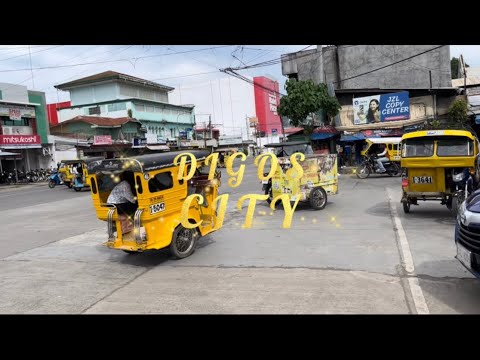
2,127 -> 12,135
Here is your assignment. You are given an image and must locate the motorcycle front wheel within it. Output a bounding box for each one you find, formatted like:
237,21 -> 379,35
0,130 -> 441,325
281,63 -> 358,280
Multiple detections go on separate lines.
356,164 -> 370,179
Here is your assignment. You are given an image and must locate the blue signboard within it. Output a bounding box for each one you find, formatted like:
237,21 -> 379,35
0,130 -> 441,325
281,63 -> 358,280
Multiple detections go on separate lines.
353,91 -> 410,125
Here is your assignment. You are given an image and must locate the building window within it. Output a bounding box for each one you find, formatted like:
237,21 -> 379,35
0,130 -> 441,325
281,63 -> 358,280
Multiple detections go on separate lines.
88,106 -> 101,115
146,105 -> 154,113
135,103 -> 145,112
1,118 -> 29,126
170,128 -> 174,137
107,103 -> 127,112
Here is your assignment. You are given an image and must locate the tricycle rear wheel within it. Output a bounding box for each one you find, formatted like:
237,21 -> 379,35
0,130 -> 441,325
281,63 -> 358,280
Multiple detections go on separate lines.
309,186 -> 327,210
170,225 -> 198,259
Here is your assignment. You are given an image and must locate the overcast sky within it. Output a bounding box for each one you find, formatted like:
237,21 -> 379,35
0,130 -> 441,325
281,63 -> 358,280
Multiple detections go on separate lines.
0,45 -> 477,104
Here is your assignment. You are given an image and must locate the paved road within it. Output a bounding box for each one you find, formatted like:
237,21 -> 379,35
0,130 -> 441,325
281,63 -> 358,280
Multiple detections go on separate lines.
0,159 -> 479,313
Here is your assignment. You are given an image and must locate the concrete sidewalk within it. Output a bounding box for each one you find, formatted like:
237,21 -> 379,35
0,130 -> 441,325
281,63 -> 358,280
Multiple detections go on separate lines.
0,181 -> 48,192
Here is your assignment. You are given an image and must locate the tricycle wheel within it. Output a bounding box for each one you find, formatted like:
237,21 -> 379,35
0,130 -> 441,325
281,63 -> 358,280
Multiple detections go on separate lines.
170,225 -> 198,259
73,187 -> 81,192
265,186 -> 273,205
403,200 -> 410,213
309,186 -> 327,210
356,164 -> 370,179
48,180 -> 56,189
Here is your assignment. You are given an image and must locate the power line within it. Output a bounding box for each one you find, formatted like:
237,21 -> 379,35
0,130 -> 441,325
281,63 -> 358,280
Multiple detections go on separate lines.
0,45 -> 235,73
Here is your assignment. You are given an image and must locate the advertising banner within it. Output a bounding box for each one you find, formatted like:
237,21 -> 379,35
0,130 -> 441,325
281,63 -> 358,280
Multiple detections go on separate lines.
353,91 -> 410,125
93,135 -> 112,145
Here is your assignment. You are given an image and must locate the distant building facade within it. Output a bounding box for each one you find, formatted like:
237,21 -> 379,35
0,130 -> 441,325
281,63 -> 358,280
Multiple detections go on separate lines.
0,82 -> 52,171
54,71 -> 195,146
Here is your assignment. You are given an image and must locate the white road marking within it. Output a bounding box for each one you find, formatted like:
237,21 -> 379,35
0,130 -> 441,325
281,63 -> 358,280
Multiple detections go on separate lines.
387,188 -> 430,314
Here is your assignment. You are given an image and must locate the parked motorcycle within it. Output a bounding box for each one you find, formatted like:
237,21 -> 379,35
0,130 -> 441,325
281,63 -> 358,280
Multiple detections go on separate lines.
450,168 -> 473,216
356,155 -> 400,179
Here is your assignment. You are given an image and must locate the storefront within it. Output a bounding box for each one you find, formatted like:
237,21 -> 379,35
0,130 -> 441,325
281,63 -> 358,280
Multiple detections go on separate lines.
0,94 -> 52,172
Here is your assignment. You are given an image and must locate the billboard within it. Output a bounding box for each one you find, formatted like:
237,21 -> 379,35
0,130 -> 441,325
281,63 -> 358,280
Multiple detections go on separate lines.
93,135 -> 112,145
353,91 -> 410,125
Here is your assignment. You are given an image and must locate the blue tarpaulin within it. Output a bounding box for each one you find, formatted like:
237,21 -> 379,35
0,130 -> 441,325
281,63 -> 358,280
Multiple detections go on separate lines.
311,133 -> 336,140
340,134 -> 365,142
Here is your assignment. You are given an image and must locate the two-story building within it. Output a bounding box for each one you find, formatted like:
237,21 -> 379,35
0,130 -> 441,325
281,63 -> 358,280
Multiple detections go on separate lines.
0,83 -> 51,172
281,45 -> 460,152
54,71 -> 196,147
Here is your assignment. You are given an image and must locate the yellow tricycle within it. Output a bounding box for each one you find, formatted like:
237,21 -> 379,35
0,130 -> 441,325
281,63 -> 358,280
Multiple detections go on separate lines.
86,150 -> 221,258
400,129 -> 479,214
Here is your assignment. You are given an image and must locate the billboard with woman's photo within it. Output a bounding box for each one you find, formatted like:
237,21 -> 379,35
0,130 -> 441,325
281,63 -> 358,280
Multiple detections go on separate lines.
353,91 -> 410,125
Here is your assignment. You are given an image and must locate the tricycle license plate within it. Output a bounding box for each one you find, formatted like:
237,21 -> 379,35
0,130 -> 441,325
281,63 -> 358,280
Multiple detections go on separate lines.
150,202 -> 165,215
457,242 -> 472,270
412,176 -> 433,184
262,180 -> 268,184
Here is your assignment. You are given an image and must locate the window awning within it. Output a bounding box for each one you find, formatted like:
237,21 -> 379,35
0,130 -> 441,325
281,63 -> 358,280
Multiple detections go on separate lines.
340,134 -> 365,142
311,133 -> 336,140
146,145 -> 170,151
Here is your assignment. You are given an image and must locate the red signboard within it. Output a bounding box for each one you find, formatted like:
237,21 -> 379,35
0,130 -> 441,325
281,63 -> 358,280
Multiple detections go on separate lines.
253,76 -> 283,136
0,135 -> 41,145
94,135 -> 112,145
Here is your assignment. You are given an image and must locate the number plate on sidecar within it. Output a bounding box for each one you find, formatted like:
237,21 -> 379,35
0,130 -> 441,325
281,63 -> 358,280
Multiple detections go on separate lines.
412,176 -> 432,184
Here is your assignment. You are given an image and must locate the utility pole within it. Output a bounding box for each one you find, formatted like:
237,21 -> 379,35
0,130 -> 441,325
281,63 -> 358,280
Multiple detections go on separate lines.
209,115 -> 212,152
203,122 -> 207,149
461,54 -> 467,97
245,115 -> 250,141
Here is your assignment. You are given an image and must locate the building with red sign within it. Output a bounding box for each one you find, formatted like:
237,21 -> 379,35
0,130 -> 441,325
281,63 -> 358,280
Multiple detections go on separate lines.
168,75 -> 285,153
253,76 -> 283,138
0,82 -> 51,172
47,101 -> 71,126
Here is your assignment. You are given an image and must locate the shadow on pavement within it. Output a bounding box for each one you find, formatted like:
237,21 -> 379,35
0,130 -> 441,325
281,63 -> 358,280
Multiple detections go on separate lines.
365,201 -> 392,218
399,205 -> 456,225
115,235 -> 216,267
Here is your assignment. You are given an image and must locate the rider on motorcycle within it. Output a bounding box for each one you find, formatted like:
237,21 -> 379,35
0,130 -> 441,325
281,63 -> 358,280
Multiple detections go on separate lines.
374,144 -> 388,173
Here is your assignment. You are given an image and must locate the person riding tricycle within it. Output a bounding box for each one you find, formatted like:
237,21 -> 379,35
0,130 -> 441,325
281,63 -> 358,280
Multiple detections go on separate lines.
400,129 -> 479,215
215,148 -> 237,168
261,141 -> 338,210
66,157 -> 104,192
86,150 -> 222,258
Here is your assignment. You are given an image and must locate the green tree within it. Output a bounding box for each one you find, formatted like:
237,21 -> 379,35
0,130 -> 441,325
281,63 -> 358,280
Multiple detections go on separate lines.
448,99 -> 469,128
277,79 -> 341,133
451,57 -> 470,79
451,57 -> 460,79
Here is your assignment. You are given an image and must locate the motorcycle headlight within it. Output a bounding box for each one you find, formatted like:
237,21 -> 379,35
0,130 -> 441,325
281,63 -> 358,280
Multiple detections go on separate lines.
453,173 -> 465,182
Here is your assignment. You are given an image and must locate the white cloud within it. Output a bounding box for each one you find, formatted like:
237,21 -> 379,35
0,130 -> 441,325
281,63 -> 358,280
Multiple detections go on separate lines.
2,45 -> 473,104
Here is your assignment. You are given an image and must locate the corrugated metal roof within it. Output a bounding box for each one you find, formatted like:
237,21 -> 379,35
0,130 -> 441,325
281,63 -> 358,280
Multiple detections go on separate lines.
452,76 -> 480,87
55,71 -> 174,92
51,116 -> 138,129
